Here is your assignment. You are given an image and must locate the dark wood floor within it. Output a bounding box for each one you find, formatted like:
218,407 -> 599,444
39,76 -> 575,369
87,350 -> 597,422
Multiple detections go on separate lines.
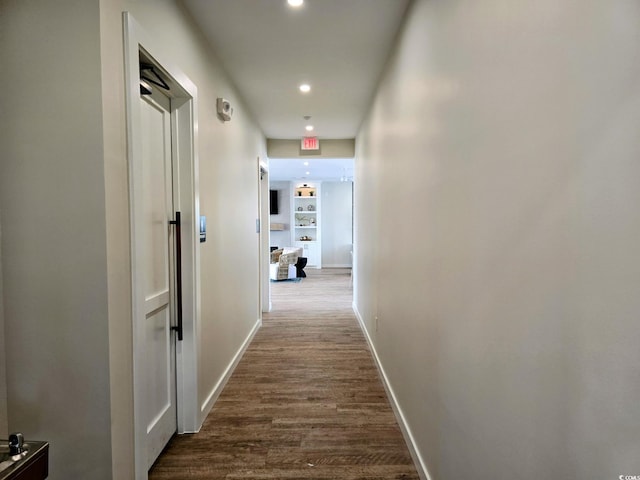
149,269 -> 419,479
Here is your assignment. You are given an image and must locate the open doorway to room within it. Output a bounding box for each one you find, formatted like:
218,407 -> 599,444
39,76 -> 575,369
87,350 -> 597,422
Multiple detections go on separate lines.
267,158 -> 354,310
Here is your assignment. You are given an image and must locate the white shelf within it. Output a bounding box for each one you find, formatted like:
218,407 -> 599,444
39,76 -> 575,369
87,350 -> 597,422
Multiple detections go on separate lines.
292,183 -> 321,267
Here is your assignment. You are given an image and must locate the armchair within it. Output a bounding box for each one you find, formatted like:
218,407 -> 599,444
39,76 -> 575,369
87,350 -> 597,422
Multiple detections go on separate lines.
269,247 -> 306,280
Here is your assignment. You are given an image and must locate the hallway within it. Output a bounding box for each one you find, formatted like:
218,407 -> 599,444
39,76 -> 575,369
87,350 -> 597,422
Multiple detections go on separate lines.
149,270 -> 419,479
2,1 -> 640,478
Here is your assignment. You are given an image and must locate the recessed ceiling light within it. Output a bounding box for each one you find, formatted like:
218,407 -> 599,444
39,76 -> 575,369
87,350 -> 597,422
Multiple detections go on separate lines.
299,84 -> 311,93
303,161 -> 309,166
306,171 -> 311,175
288,0 -> 303,6
305,125 -> 314,131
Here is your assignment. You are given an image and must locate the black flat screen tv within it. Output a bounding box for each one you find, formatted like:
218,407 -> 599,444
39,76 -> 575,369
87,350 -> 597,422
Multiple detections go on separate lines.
269,189 -> 279,215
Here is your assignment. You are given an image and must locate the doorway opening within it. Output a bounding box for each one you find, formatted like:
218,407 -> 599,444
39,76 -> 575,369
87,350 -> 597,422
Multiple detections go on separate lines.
266,158 -> 354,312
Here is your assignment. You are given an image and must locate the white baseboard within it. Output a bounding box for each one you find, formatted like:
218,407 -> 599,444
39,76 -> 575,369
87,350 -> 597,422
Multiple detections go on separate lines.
199,317 -> 262,420
352,303 -> 431,480
322,264 -> 352,268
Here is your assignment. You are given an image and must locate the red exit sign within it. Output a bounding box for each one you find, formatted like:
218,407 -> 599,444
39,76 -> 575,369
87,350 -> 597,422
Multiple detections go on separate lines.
301,136 -> 319,151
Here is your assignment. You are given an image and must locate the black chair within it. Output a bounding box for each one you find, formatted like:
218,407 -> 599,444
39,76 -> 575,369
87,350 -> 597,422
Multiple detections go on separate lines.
295,257 -> 307,278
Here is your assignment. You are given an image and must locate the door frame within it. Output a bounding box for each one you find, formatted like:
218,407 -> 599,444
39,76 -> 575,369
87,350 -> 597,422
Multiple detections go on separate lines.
124,12 -> 201,479
259,159 -> 271,313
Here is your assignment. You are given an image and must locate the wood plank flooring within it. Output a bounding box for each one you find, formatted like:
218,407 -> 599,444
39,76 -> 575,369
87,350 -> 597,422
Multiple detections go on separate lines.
149,269 -> 419,479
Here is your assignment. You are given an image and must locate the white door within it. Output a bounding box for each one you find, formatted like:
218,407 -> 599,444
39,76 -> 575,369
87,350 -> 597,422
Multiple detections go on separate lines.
140,88 -> 178,470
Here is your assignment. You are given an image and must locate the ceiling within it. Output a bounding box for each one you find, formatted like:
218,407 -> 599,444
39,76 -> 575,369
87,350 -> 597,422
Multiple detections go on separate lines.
268,157 -> 353,182
181,0 -> 411,140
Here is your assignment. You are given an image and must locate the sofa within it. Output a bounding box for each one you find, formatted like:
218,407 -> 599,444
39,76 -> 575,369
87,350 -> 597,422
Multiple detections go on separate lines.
270,247 -> 306,280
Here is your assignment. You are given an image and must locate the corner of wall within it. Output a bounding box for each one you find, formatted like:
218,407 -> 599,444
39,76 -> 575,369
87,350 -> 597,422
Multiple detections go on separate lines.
100,1 -> 136,478
0,222 -> 7,438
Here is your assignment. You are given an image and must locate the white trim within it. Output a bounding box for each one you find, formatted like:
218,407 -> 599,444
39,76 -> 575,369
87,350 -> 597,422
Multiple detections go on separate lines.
260,160 -> 271,314
199,318 -> 262,419
321,264 -> 352,268
124,12 -> 200,479
352,303 -> 431,480
172,94 -> 201,436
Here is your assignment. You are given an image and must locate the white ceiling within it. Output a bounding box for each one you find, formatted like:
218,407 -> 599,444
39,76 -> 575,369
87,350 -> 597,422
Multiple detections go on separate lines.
181,0 -> 411,140
269,157 -> 354,182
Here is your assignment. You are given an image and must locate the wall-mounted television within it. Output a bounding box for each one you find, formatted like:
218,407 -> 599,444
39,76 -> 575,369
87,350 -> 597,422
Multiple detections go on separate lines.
269,189 -> 279,215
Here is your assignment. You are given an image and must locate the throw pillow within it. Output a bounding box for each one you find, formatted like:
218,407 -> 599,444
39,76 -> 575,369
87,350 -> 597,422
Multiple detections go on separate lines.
270,248 -> 283,263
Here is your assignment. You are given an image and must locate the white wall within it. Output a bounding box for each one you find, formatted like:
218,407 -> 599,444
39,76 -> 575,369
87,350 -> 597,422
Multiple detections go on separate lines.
0,1 -> 113,478
1,0 -> 266,478
355,0 -> 640,479
269,181 -> 292,248
321,182 -> 353,267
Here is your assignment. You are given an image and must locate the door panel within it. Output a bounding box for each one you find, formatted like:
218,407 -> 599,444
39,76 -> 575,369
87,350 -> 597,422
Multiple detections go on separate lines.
145,304 -> 172,425
142,95 -> 172,298
140,89 -> 177,470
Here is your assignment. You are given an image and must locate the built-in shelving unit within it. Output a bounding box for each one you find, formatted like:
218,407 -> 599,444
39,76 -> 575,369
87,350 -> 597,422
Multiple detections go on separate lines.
292,182 -> 321,267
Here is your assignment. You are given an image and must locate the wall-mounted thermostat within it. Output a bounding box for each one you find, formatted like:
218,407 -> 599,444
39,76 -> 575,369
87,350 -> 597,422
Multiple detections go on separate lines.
199,216 -> 207,243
